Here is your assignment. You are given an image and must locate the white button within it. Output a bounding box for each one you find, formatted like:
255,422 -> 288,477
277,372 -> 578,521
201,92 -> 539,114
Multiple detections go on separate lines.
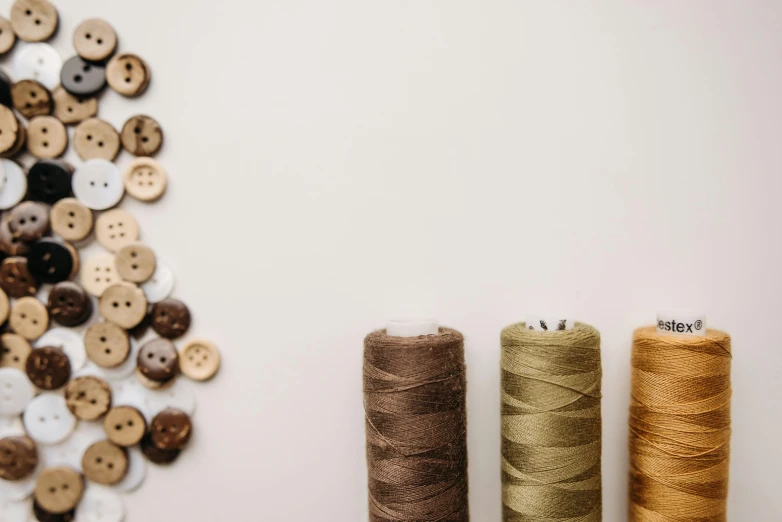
13,43 -> 62,90
23,393 -> 77,445
114,447 -> 146,493
0,498 -> 30,521
144,378 -> 196,422
109,375 -> 149,418
36,328 -> 87,370
80,253 -> 121,298
0,416 -> 25,437
72,159 -> 124,210
40,422 -> 104,472
0,368 -> 35,416
75,485 -> 124,522
0,472 -> 36,501
140,257 -> 175,303
0,160 -> 27,210
93,338 -> 139,381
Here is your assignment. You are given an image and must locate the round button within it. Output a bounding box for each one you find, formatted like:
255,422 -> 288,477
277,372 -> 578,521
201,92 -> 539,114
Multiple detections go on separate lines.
73,119 -> 119,161
115,447 -> 145,492
84,322 -> 129,369
0,217 -> 28,256
10,0 -> 58,42
81,441 -> 127,486
179,339 -> 221,381
60,56 -> 105,98
0,17 -> 16,55
50,198 -> 92,242
115,242 -> 156,283
72,159 -> 123,210
73,19 -> 117,62
28,160 -> 73,204
1,257 -> 39,299
52,86 -> 96,126
151,299 -> 191,339
94,209 -> 139,252
149,408 -> 191,451
140,257 -> 174,303
11,42 -> 61,90
103,406 -> 145,447
0,367 -> 35,415
26,239 -> 74,284
79,252 -> 120,297
34,466 -> 83,515
26,116 -> 67,159
75,485 -> 124,522
0,286 -> 7,324
0,105 -> 20,154
99,282 -> 147,329
47,281 -> 92,327
122,157 -> 167,202
0,333 -> 31,371
0,69 -> 11,107
137,339 -> 178,384
26,346 -> 70,390
8,201 -> 49,242
11,78 -> 51,119
64,376 -> 111,421
35,328 -> 86,371
23,393 -> 77,445
0,160 -> 28,210
120,115 -> 162,156
0,435 -> 37,481
140,432 -> 179,465
106,54 -> 150,97
9,296 -> 48,339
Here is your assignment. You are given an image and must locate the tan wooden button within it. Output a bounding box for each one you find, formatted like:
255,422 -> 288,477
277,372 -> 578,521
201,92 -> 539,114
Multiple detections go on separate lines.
0,333 -> 31,371
103,406 -> 145,447
73,18 -> 117,62
94,208 -> 139,252
120,115 -> 162,156
0,119 -> 25,159
9,296 -> 48,340
34,466 -> 83,515
99,282 -> 147,329
0,286 -> 7,324
106,53 -> 150,97
84,322 -> 129,368
11,79 -> 51,119
73,118 -> 119,161
180,339 -> 221,381
80,252 -> 121,297
10,0 -> 58,43
65,376 -> 112,421
50,198 -> 93,242
123,157 -> 167,202
0,17 -> 16,54
82,440 -> 127,485
26,115 -> 66,159
115,242 -> 156,283
52,86 -> 97,125
0,105 -> 20,154
0,257 -> 39,298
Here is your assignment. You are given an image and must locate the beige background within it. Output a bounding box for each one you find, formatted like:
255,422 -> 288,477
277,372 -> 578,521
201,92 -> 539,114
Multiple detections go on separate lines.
2,0 -> 782,520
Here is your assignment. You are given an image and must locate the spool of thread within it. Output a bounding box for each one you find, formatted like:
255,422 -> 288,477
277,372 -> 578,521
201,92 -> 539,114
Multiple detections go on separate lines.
500,321 -> 602,521
363,323 -> 469,521
629,321 -> 732,521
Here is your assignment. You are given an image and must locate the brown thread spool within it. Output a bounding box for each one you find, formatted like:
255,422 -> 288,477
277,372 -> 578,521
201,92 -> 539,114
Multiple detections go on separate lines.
363,326 -> 469,521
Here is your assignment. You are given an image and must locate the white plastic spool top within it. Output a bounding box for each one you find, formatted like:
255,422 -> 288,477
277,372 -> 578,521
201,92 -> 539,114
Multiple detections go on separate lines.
386,319 -> 439,337
656,311 -> 706,337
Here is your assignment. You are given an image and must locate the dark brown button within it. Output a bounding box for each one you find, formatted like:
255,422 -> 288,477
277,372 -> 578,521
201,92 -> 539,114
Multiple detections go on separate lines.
0,16 -> 16,55
0,257 -> 39,298
0,216 -> 28,256
33,501 -> 75,522
0,333 -> 32,371
106,53 -> 150,97
150,299 -> 190,339
26,346 -> 70,390
73,18 -> 117,62
65,375 -> 111,421
10,0 -> 59,43
11,79 -> 52,119
140,431 -> 179,464
0,105 -> 20,155
104,406 -> 145,447
120,115 -> 162,156
137,338 -> 178,383
0,435 -> 37,480
52,86 -> 97,126
47,281 -> 92,327
149,408 -> 191,450
27,239 -> 75,284
34,466 -> 84,515
7,201 -> 50,242
82,440 -> 127,485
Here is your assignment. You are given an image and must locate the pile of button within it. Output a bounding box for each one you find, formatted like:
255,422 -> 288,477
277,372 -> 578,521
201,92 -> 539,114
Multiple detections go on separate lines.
0,1 -> 221,521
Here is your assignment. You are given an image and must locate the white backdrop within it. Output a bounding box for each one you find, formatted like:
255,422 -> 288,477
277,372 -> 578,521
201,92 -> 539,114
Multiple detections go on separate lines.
2,0 -> 781,520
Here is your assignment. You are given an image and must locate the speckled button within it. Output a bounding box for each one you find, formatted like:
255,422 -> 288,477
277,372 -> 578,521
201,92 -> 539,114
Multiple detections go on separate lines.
137,338 -> 178,384
28,160 -> 73,204
0,218 -> 27,256
149,408 -> 191,451
64,376 -> 111,421
50,198 -> 92,242
35,328 -> 85,371
0,160 -> 27,210
80,252 -> 120,297
99,282 -> 147,329
7,201 -> 49,242
103,406 -> 145,447
140,432 -> 179,464
72,159 -> 123,210
26,239 -> 74,284
0,257 -> 39,298
84,322 -> 129,369
0,17 -> 16,54
122,157 -> 167,202
0,105 -> 20,154
47,281 -> 92,327
0,333 -> 31,371
26,116 -> 66,159
11,79 -> 51,119
94,209 -> 138,252
73,119 -> 119,161
0,367 -> 34,415
114,242 -> 155,283
151,299 -> 190,339
12,42 -> 61,90
34,466 -> 83,515
52,86 -> 96,125
106,53 -> 150,97
73,18 -> 116,62
81,441 -> 127,486
0,435 -> 37,481
9,296 -> 47,339
26,347 -> 70,390
179,339 -> 221,381
10,0 -> 58,42
120,115 -> 162,156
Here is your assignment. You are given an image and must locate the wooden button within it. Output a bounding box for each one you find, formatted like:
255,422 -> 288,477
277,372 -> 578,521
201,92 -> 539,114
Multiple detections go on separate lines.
10,0 -> 58,42
26,346 -> 70,390
137,338 -> 178,383
52,86 -> 97,125
7,201 -> 49,242
11,79 -> 51,119
140,431 -> 179,464
115,242 -> 156,283
60,56 -> 106,98
0,287 -> 7,325
149,408 -> 191,450
106,53 -> 150,97
73,118 -> 119,161
82,440 -> 127,486
73,19 -> 117,62
0,217 -> 27,257
123,157 -> 167,202
47,281 -> 92,327
0,257 -> 39,298
0,333 -> 31,371
95,209 -> 139,252
27,239 -> 74,284
179,339 -> 221,381
33,501 -> 75,522
50,198 -> 92,242
65,376 -> 111,421
120,115 -> 162,156
84,322 -> 130,368
99,282 -> 147,329
27,115 -> 66,159
0,17 -> 16,54
80,253 -> 120,297
34,466 -> 84,515
10,296 -> 47,340
151,299 -> 191,339
103,406 -> 145,447
0,105 -> 20,154
28,159 -> 73,204
0,435 -> 37,480
0,117 -> 25,159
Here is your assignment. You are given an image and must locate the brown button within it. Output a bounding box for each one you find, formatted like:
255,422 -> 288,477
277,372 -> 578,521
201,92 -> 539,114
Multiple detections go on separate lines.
137,338 -> 178,383
94,208 -> 139,252
0,257 -> 39,298
179,339 -> 221,381
26,346 -> 70,390
115,242 -> 156,283
50,198 -> 93,242
140,431 -> 180,464
98,281 -> 147,329
0,333 -> 31,371
150,408 -> 191,450
0,118 -> 25,158
0,105 -> 21,155
47,281 -> 93,327
0,17 -> 16,54
0,217 -> 28,256
106,53 -> 150,97
80,253 -> 121,297
103,406 -> 145,447
120,114 -> 162,156
73,18 -> 117,62
64,376 -> 111,421
34,466 -> 84,515
9,296 -> 48,340
52,86 -> 97,126
84,322 -> 129,368
0,435 -> 37,480
27,115 -> 67,159
73,118 -> 120,161
11,79 -> 51,119
33,501 -> 75,522
151,299 -> 191,339
7,201 -> 50,242
0,286 -> 7,324
82,440 -> 127,486
10,0 -> 58,42
123,157 -> 167,202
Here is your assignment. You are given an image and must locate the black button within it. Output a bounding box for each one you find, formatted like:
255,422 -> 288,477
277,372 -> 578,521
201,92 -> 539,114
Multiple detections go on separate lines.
26,239 -> 74,284
0,70 -> 12,108
48,281 -> 93,327
28,160 -> 74,204
60,56 -> 106,97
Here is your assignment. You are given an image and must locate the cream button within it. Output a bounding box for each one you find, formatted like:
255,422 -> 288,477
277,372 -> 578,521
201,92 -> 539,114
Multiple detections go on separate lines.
94,208 -> 139,252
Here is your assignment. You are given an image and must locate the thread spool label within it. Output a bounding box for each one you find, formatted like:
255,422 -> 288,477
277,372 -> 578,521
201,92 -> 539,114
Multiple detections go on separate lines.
656,312 -> 706,337
525,317 -> 574,332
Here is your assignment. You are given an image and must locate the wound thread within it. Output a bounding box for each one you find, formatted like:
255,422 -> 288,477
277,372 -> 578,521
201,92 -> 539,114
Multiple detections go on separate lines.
629,327 -> 732,521
363,328 -> 469,522
500,322 -> 603,522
